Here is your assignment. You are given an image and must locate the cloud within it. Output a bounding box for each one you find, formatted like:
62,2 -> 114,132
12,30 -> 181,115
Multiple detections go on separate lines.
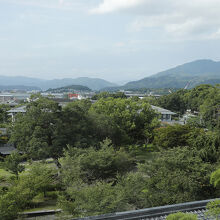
3,0 -> 91,11
91,0 -> 220,39
59,0 -> 64,5
89,0 -> 144,14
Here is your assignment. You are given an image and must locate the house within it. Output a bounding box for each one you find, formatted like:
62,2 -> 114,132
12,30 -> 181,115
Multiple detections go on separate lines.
151,105 -> 176,122
7,106 -> 27,122
68,93 -> 83,100
0,145 -> 17,157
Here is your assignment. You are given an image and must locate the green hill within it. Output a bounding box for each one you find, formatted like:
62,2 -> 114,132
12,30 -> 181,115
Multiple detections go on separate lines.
46,85 -> 92,93
123,59 -> 220,89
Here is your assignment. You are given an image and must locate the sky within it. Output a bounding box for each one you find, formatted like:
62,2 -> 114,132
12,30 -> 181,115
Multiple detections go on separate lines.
1,0 -> 220,84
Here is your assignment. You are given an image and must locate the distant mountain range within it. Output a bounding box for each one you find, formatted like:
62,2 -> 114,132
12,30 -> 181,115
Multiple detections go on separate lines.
0,76 -> 117,91
0,85 -> 41,91
47,85 -> 92,93
123,59 -> 220,90
1,60 -> 220,92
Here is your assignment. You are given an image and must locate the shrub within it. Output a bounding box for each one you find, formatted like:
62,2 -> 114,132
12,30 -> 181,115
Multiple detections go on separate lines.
206,199 -> 220,219
166,212 -> 198,220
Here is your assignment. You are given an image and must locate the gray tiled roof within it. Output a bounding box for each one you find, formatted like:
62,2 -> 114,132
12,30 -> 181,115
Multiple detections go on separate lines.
151,105 -> 176,115
73,199 -> 220,220
7,105 -> 26,113
0,146 -> 16,155
145,209 -> 211,220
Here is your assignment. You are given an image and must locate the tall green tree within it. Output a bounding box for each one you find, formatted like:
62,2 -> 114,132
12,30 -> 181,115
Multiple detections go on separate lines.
60,139 -> 134,185
90,98 -> 159,146
4,152 -> 24,178
10,97 -> 62,159
139,147 -> 216,207
199,85 -> 220,129
53,99 -> 94,150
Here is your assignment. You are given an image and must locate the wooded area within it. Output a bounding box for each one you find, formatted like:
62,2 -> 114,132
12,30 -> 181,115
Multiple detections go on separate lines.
0,84 -> 219,219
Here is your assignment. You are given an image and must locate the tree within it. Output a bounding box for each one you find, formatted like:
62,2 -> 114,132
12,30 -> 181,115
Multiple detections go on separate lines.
206,199 -> 220,219
0,104 -> 10,124
90,98 -> 159,146
58,181 -> 126,217
153,125 -> 194,149
0,162 -> 57,220
58,140 -> 137,217
10,97 -> 62,160
150,89 -> 188,115
139,147 -> 216,207
53,99 -> 94,150
4,152 -> 24,178
24,163 -> 57,197
206,167 -> 220,219
188,130 -> 220,163
92,92 -> 127,100
210,168 -> 220,188
199,85 -> 220,129
153,125 -> 220,163
185,84 -> 214,112
60,139 -> 135,185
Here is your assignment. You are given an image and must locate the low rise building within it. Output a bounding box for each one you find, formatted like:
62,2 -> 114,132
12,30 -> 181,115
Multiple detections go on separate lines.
151,105 -> 176,122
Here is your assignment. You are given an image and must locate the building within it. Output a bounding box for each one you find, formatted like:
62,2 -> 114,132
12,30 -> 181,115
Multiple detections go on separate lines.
7,106 -> 27,122
73,198 -> 219,220
151,105 -> 176,122
0,145 -> 17,157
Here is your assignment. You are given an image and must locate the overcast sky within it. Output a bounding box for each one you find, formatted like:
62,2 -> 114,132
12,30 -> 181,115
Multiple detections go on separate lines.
1,0 -> 220,83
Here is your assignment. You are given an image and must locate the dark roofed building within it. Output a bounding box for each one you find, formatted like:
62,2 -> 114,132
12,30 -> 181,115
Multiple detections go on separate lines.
7,105 -> 27,122
151,105 -> 176,122
0,145 -> 16,157
73,199 -> 220,220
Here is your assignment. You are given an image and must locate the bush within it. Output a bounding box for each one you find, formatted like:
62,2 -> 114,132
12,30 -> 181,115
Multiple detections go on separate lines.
58,181 -> 126,217
0,162 -> 58,220
166,212 -> 198,220
60,139 -> 135,185
206,199 -> 220,219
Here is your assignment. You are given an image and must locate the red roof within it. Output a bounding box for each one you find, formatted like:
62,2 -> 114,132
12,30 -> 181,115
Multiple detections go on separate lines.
68,94 -> 79,98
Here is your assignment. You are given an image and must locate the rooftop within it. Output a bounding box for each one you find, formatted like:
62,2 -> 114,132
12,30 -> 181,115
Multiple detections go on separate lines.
7,106 -> 27,114
0,146 -> 16,155
151,105 -> 176,115
73,199 -> 219,220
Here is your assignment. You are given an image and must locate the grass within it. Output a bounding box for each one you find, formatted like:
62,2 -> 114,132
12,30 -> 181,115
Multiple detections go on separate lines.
23,192 -> 58,212
0,168 -> 13,178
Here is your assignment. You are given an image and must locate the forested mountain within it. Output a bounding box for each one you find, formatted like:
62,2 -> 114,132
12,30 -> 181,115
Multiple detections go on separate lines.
124,59 -> 220,89
47,84 -> 92,93
101,59 -> 220,91
0,76 -> 117,91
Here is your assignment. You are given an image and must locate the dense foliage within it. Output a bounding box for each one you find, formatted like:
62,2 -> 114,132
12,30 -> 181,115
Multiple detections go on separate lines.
150,84 -> 220,129
0,163 -> 57,220
0,84 -> 219,219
